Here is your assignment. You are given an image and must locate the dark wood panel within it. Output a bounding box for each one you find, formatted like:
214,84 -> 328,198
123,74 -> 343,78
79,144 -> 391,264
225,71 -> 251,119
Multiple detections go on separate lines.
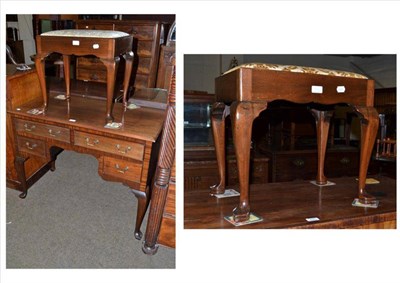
184,176 -> 396,229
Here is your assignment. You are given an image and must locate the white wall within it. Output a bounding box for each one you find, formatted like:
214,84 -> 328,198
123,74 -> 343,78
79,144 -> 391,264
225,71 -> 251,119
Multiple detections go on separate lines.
17,15 -> 36,64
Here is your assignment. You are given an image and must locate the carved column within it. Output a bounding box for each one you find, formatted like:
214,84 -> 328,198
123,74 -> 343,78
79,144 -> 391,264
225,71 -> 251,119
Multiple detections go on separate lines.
143,66 -> 176,255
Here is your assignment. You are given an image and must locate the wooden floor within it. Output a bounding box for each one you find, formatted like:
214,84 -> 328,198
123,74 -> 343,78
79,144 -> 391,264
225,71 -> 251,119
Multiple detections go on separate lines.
184,176 -> 396,229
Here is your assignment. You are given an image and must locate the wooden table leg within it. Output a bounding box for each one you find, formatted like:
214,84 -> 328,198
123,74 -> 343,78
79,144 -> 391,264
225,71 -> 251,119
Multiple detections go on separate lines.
14,155 -> 28,199
122,51 -> 134,108
62,55 -> 71,100
231,101 -> 267,222
100,56 -> 120,124
33,53 -> 49,111
132,188 -> 150,240
310,109 -> 333,185
210,102 -> 229,195
354,106 -> 379,204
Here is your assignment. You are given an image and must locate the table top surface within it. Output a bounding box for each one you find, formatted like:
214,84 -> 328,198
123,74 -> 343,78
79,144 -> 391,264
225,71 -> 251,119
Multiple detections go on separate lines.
8,93 -> 166,142
184,176 -> 396,229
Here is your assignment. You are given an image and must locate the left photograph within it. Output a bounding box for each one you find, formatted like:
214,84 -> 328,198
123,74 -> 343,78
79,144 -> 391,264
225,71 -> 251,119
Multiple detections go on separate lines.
5,14 -> 175,268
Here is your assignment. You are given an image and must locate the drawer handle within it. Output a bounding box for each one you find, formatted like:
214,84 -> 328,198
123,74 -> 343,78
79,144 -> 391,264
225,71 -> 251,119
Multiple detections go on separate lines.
292,158 -> 305,167
24,123 -> 36,132
115,144 -> 132,154
90,74 -> 99,81
115,164 -> 129,174
25,142 -> 38,150
48,129 -> 61,137
85,137 -> 99,147
130,29 -> 138,35
340,157 -> 351,165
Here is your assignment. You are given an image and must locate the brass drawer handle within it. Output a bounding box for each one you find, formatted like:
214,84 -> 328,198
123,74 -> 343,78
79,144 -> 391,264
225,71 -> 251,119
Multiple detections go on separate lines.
85,137 -> 99,147
24,123 -> 36,132
115,164 -> 129,174
340,157 -> 351,165
115,144 -> 131,154
90,74 -> 99,81
48,129 -> 61,137
292,158 -> 305,167
25,142 -> 38,150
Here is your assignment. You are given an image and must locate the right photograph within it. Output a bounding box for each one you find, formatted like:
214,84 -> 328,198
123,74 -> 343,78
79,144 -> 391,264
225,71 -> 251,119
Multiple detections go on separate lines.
184,54 -> 396,229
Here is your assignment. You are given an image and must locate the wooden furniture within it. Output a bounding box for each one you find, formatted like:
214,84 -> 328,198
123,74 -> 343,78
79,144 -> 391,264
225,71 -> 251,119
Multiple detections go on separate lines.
34,29 -> 134,123
143,66 -> 176,255
185,148 -> 269,190
33,14 -> 78,37
185,176 -> 396,229
6,65 -> 57,190
156,21 -> 175,90
75,19 -> 165,91
212,63 -> 379,223
260,146 -> 359,183
8,91 -> 165,240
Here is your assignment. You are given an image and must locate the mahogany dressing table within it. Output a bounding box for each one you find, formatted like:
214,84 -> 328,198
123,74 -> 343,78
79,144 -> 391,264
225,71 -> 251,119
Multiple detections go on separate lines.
9,92 -> 165,240
34,29 -> 134,124
211,63 -> 379,223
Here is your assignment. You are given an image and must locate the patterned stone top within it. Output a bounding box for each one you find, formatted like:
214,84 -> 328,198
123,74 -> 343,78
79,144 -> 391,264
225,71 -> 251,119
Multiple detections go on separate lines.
224,63 -> 368,79
41,29 -> 129,38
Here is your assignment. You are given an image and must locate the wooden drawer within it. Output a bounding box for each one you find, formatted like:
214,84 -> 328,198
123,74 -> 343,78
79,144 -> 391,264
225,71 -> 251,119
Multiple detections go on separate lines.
76,67 -> 107,83
267,148 -> 359,182
133,74 -> 150,89
137,57 -> 152,74
14,118 -> 70,143
117,24 -> 156,40
102,156 -> 142,183
17,136 -> 47,157
74,131 -> 145,161
137,41 -> 154,57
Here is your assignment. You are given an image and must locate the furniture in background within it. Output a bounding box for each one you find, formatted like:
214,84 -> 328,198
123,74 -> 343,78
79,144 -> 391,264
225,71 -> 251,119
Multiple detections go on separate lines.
212,63 -> 379,223
143,65 -> 176,255
370,87 -> 397,178
6,65 -> 59,191
34,29 -> 134,123
183,90 -> 269,190
33,14 -> 78,37
75,19 -> 167,92
253,102 -> 360,183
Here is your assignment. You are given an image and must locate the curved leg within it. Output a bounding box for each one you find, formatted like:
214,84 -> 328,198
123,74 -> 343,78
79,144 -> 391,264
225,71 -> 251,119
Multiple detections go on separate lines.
63,55 -> 71,100
231,101 -> 267,222
33,53 -> 49,112
353,106 -> 379,204
100,56 -> 120,124
310,109 -> 333,185
15,155 -> 28,198
122,51 -> 134,108
210,102 -> 230,195
132,188 -> 150,240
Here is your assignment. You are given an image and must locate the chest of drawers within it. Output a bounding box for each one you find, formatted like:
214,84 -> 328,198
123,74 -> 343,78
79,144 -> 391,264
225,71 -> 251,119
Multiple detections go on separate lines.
75,20 -> 165,91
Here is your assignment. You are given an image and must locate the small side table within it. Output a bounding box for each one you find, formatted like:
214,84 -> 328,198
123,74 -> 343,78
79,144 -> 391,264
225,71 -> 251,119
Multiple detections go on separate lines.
34,29 -> 134,123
